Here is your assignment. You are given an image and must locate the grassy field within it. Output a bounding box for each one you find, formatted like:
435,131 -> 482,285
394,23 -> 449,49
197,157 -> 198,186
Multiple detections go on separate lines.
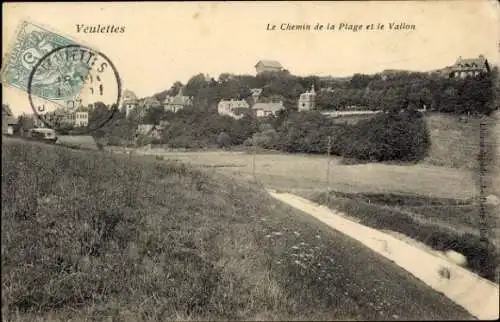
56,135 -> 100,150
122,112 -> 500,282
130,148 -> 477,200
1,138 -> 474,320
423,113 -> 483,170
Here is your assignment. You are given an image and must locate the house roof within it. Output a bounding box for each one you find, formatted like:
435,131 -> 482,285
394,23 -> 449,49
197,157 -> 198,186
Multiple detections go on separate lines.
167,95 -> 192,105
453,55 -> 489,71
252,102 -> 284,112
163,86 -> 192,105
255,60 -> 283,69
122,89 -> 138,102
144,96 -> 161,105
251,88 -> 263,95
218,99 -> 250,109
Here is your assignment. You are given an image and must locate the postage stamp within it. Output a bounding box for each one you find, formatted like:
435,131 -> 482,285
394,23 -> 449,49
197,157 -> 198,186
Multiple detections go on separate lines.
2,21 -> 121,134
1,21 -> 76,93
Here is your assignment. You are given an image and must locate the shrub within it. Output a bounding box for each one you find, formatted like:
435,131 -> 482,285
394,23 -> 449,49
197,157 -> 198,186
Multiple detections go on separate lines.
339,110 -> 430,162
217,132 -> 231,149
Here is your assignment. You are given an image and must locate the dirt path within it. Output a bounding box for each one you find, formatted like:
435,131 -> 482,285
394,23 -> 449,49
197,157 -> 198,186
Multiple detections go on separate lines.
268,190 -> 499,320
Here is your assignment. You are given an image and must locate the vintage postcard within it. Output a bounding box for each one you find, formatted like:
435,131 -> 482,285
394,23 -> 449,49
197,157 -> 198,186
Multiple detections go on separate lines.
1,1 -> 499,321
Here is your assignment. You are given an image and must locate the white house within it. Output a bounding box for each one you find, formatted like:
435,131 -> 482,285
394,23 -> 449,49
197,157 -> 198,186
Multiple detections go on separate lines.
252,101 -> 285,117
217,99 -> 250,119
163,87 -> 193,113
122,89 -> 138,118
298,85 -> 316,111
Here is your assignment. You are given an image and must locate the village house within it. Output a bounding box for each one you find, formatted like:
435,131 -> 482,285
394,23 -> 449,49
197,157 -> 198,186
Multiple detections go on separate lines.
143,96 -> 162,110
163,86 -> 193,113
217,99 -> 250,119
65,108 -> 89,127
449,55 -> 490,78
298,85 -> 316,111
122,89 -> 139,118
252,101 -> 285,117
2,104 -> 18,135
255,60 -> 284,74
35,101 -> 89,129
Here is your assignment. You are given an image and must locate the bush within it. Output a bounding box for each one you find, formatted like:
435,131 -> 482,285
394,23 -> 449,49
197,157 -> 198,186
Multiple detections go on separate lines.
217,132 -> 231,149
245,123 -> 278,149
338,110 -> 430,162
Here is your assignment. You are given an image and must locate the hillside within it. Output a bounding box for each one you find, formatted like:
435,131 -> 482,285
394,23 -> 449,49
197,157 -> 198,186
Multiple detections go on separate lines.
424,113 -> 482,170
1,138 -> 473,321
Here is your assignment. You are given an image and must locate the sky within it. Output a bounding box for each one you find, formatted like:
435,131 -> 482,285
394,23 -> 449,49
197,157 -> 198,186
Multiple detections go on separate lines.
2,1 -> 499,116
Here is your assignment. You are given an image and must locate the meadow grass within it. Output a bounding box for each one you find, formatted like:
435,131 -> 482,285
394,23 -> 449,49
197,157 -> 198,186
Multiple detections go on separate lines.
1,138 -> 474,321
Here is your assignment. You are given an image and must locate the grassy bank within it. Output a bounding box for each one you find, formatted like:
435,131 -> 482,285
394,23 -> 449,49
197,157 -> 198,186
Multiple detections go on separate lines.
304,190 -> 499,282
1,139 -> 475,320
424,113 -> 483,170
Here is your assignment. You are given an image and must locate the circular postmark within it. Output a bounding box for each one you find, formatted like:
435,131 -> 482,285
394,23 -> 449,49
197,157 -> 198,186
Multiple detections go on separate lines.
28,44 -> 121,135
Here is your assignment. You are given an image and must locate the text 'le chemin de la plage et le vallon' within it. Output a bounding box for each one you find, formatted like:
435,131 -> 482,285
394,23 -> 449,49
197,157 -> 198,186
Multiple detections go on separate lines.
267,22 -> 416,32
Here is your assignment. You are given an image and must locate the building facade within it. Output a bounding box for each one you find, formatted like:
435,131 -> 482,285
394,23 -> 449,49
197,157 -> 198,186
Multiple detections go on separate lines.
252,101 -> 285,117
217,99 -> 250,119
255,60 -> 284,74
35,106 -> 89,129
122,89 -> 139,118
163,87 -> 193,112
143,96 -> 162,110
64,110 -> 89,127
298,85 -> 316,111
450,55 -> 490,78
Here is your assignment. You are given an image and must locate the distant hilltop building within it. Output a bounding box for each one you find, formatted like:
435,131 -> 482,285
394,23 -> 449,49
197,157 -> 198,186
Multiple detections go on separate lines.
255,60 -> 284,74
449,55 -> 490,78
298,85 -> 316,111
217,99 -> 250,119
163,86 -> 193,113
252,101 -> 285,117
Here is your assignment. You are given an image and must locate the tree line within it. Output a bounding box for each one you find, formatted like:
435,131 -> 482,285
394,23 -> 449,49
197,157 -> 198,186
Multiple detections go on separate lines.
151,67 -> 497,115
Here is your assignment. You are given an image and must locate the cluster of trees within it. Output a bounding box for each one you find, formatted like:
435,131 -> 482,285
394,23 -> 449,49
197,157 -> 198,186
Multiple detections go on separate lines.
92,102 -> 431,163
317,70 -> 497,115
87,65 -> 497,163
150,67 -> 497,116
